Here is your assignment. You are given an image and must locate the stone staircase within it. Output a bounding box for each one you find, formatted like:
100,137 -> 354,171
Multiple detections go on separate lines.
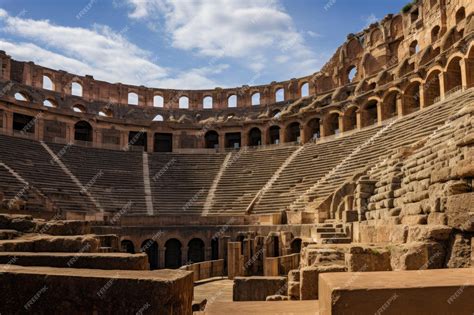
311,221 -> 352,244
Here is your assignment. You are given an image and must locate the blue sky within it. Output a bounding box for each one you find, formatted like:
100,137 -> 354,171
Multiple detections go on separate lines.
0,0 -> 407,89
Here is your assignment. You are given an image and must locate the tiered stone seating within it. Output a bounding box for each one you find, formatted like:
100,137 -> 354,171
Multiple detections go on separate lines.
208,146 -> 298,215
149,153 -> 227,214
290,89 -> 474,212
251,126 -> 381,214
48,143 -> 147,214
0,135 -> 95,213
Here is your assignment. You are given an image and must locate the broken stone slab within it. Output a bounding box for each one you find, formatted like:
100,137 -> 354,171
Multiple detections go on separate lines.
390,241 -> 446,270
445,193 -> 474,232
0,234 -> 100,252
445,232 -> 472,268
299,264 -> 346,300
345,245 -> 391,272
406,225 -> 452,242
233,276 -> 287,301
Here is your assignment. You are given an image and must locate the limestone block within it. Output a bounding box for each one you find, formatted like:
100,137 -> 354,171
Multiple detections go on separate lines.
445,193 -> 474,232
430,167 -> 452,183
427,212 -> 448,225
287,281 -> 300,300
233,276 -> 287,301
400,214 -> 427,225
35,220 -> 91,235
390,241 -> 446,270
389,225 -> 409,243
445,232 -> 472,268
345,245 -> 391,272
407,225 -> 452,242
300,265 -> 346,300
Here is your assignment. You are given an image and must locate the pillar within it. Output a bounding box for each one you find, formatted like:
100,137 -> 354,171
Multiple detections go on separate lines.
35,117 -> 44,141
146,132 -> 154,153
279,126 -> 286,143
396,95 -> 403,118
376,102 -> 383,126
159,248 -> 166,269
218,132 -> 225,150
93,129 -> 102,148
459,59 -> 470,89
356,112 -> 362,129
299,125 -> 306,144
438,72 -> 446,101
182,245 -> 189,266
65,122 -> 74,143
219,236 -> 229,260
261,128 -> 268,146
338,115 -> 344,135
3,111 -> 11,135
241,129 -> 249,147
227,242 -> 243,279
319,121 -> 326,138
419,83 -> 426,109
205,246 -> 212,261
120,130 -> 129,150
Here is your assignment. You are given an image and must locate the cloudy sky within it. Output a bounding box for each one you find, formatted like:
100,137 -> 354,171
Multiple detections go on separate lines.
0,0 -> 407,89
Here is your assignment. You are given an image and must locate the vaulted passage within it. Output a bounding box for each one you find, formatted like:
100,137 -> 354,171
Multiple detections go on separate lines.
165,238 -> 182,269
343,108 -> 358,131
304,118 -> 320,142
141,240 -> 159,270
324,113 -> 340,136
424,70 -> 441,106
248,128 -> 262,146
445,57 -> 462,93
187,238 -> 205,264
361,100 -> 378,127
403,82 -> 421,114
225,132 -> 241,149
74,121 -> 92,142
121,240 -> 135,254
382,91 -> 399,120
268,126 -> 280,144
205,130 -> 219,149
286,122 -> 301,143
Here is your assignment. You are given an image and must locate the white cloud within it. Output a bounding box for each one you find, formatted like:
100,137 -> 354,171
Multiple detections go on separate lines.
126,0 -> 322,79
0,8 -> 220,89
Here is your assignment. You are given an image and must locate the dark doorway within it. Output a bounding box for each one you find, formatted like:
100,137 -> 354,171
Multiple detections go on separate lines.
128,131 -> 147,151
13,113 -> 35,134
141,240 -> 159,270
74,121 -> 92,142
205,130 -> 219,149
121,240 -> 135,254
211,238 -> 219,260
187,238 -> 205,263
225,132 -> 241,149
248,127 -> 262,146
268,126 -> 280,144
165,238 -> 182,268
154,133 -> 173,152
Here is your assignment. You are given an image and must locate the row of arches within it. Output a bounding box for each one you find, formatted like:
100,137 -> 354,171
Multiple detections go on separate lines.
121,237 -> 218,270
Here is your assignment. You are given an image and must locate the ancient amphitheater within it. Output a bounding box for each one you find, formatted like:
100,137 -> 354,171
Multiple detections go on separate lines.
0,0 -> 473,314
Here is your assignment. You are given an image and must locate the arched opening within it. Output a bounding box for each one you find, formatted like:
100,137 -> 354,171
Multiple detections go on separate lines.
211,238 -> 219,260
268,236 -> 280,257
74,121 -> 92,142
152,114 -> 164,122
455,7 -> 465,24
343,107 -> 358,131
203,96 -> 213,109
187,238 -> 205,264
403,82 -> 421,114
227,95 -> 237,108
300,83 -> 309,97
225,132 -> 241,149
165,238 -> 182,269
154,133 -> 173,152
424,70 -> 441,106
205,130 -> 219,149
179,96 -> 189,109
12,113 -> 35,134
348,66 -> 357,83
14,92 -> 28,101
251,93 -> 260,106
42,75 -> 54,91
409,41 -> 419,56
382,91 -> 399,120
141,240 -> 159,270
121,240 -> 135,254
290,238 -> 302,254
304,118 -> 320,142
73,105 -> 85,113
43,99 -> 56,108
324,113 -> 340,136
275,88 -> 284,102
99,109 -> 113,117
410,8 -> 419,23
71,82 -> 83,97
431,26 -> 440,43
128,131 -> 147,151
361,100 -> 379,127
248,127 -> 262,146
445,57 -> 462,94
285,122 -> 301,143
272,109 -> 281,119
128,92 -> 139,105
268,126 -> 281,144
154,95 -> 164,107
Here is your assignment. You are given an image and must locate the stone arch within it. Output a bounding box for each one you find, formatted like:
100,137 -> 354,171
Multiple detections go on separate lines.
300,82 -> 309,97
403,81 -> 422,114
347,65 -> 357,83
285,121 -> 301,143
128,92 -> 138,105
14,92 -> 29,102
343,106 -> 358,131
74,121 -> 93,142
72,104 -> 86,113
165,238 -> 182,269
187,238 -> 205,264
227,94 -> 237,108
248,127 -> 262,146
203,96 -> 213,109
370,28 -> 383,46
121,240 -> 135,254
409,40 -> 419,56
71,82 -> 83,97
304,118 -> 321,142
444,56 -> 463,93
43,99 -> 57,108
179,96 -> 189,109
431,25 -> 441,43
467,44 -> 474,88
275,88 -> 285,102
268,125 -> 281,144
455,7 -> 466,25
251,92 -> 260,106
382,89 -> 400,119
152,114 -> 164,122
154,95 -> 164,107
141,239 -> 159,270
323,112 -> 340,136
205,130 -> 219,149
390,15 -> 403,38
361,99 -> 379,127
424,69 -> 442,106
42,74 -> 54,91
290,238 -> 302,254
99,108 -> 113,118
363,53 -> 381,76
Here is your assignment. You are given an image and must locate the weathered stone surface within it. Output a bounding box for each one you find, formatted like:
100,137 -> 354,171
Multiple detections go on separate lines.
401,215 -> 427,225
0,229 -> 21,240
288,269 -> 300,282
287,280 -> 300,300
407,225 -> 452,242
446,193 -> 474,231
233,277 -> 287,301
427,212 -> 448,225
445,233 -> 472,268
390,242 -> 446,270
389,225 -> 409,243
0,265 -> 193,315
300,265 -> 346,300
0,235 -> 100,252
345,245 -> 391,272
36,220 -> 91,235
319,269 -> 474,315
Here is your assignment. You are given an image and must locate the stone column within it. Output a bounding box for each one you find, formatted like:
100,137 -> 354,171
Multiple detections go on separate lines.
227,242 -> 242,279
159,248 -> 166,269
219,236 -> 229,261
280,126 -> 286,143
182,246 -> 189,266
459,59 -> 470,90
376,102 -> 383,126
120,131 -> 129,150
4,112 -> 13,135
219,132 -> 226,150
396,95 -> 403,118
438,72 -> 446,101
356,111 -> 362,129
93,129 -> 102,148
261,127 -> 269,146
146,132 -> 154,153
299,125 -> 305,144
35,117 -> 44,141
419,83 -> 426,109
65,122 -> 74,143
205,246 -> 212,261
319,121 -> 326,138
338,115 -> 344,135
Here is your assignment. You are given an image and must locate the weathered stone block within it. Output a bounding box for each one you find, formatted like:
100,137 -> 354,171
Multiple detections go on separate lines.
446,193 -> 474,231
233,276 -> 287,301
401,214 -> 427,225
427,212 -> 448,225
407,225 -> 452,242
300,265 -> 346,300
345,245 -> 391,272
445,232 -> 472,268
390,241 -> 446,270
